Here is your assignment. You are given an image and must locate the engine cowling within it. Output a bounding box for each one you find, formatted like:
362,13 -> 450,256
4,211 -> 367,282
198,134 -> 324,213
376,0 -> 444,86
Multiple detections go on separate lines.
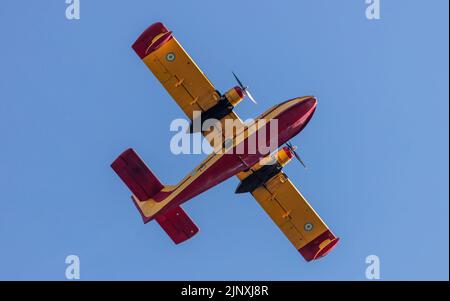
235,146 -> 294,193
224,86 -> 244,106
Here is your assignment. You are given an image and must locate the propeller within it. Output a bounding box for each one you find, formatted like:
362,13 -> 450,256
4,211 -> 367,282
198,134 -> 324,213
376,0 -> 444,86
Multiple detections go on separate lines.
232,71 -> 257,104
286,142 -> 307,169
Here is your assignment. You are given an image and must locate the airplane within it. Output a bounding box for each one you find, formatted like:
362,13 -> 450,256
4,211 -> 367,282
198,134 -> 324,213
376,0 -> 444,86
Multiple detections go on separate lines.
111,22 -> 340,261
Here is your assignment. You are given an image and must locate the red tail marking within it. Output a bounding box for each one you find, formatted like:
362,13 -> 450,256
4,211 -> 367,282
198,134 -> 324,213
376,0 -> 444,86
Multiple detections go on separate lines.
156,206 -> 199,244
111,148 -> 164,202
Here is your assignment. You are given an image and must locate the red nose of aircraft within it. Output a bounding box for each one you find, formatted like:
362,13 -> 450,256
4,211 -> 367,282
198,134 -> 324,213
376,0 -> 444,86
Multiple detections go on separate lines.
278,96 -> 317,138
292,96 -> 317,128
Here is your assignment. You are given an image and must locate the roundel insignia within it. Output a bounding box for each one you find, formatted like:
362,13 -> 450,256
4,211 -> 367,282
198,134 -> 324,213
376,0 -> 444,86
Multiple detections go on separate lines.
304,222 -> 313,231
166,52 -> 175,62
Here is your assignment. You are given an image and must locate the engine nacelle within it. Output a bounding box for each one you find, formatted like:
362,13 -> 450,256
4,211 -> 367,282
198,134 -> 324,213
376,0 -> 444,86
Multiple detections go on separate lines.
224,86 -> 244,106
235,146 -> 294,193
189,86 -> 244,133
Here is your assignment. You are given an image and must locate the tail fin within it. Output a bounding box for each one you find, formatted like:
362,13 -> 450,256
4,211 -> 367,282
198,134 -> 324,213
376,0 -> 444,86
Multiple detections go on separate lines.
111,148 -> 164,202
112,148 -> 200,244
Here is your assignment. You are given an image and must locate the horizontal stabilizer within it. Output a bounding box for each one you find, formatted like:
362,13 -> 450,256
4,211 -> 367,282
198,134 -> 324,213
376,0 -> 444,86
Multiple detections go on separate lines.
111,148 -> 164,202
156,206 -> 199,244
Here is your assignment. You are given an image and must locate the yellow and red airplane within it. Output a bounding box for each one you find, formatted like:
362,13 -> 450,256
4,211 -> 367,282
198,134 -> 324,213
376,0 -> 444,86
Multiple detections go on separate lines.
111,22 -> 339,261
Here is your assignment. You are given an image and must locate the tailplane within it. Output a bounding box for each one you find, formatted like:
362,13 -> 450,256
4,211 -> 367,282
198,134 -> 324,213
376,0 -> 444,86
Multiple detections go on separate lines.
155,205 -> 199,244
111,148 -> 199,244
111,148 -> 164,201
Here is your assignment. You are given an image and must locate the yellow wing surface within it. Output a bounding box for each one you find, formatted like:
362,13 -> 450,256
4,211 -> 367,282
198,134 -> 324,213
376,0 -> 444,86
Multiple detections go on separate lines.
237,170 -> 339,261
132,22 -> 244,144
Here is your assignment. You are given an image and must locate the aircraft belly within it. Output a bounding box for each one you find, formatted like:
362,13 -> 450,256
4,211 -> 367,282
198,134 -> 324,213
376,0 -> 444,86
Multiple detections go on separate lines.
171,153 -> 246,207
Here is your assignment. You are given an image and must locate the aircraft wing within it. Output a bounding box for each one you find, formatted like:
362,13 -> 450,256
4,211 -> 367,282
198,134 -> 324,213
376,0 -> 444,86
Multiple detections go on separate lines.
132,22 -> 244,144
238,171 -> 339,261
133,22 -> 221,119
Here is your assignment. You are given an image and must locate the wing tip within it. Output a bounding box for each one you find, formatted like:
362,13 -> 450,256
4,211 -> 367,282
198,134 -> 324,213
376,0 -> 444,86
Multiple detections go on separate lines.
132,22 -> 172,59
298,230 -> 340,262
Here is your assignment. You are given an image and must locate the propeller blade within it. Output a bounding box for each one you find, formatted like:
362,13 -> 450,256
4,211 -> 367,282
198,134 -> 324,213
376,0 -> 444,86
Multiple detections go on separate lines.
245,89 -> 257,104
232,71 -> 245,89
232,72 -> 258,104
294,151 -> 307,169
286,142 -> 297,152
285,142 -> 307,169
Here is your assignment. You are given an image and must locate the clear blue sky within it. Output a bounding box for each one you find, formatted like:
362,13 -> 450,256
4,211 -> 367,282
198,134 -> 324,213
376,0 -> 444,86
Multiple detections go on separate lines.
0,1 -> 448,280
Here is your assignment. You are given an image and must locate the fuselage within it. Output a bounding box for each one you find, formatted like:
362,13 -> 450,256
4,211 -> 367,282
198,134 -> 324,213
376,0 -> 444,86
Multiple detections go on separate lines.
140,96 -> 317,219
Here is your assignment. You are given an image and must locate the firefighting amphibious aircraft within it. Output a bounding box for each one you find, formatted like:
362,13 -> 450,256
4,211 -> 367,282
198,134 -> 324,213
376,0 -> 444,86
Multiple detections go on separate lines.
111,22 -> 339,261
